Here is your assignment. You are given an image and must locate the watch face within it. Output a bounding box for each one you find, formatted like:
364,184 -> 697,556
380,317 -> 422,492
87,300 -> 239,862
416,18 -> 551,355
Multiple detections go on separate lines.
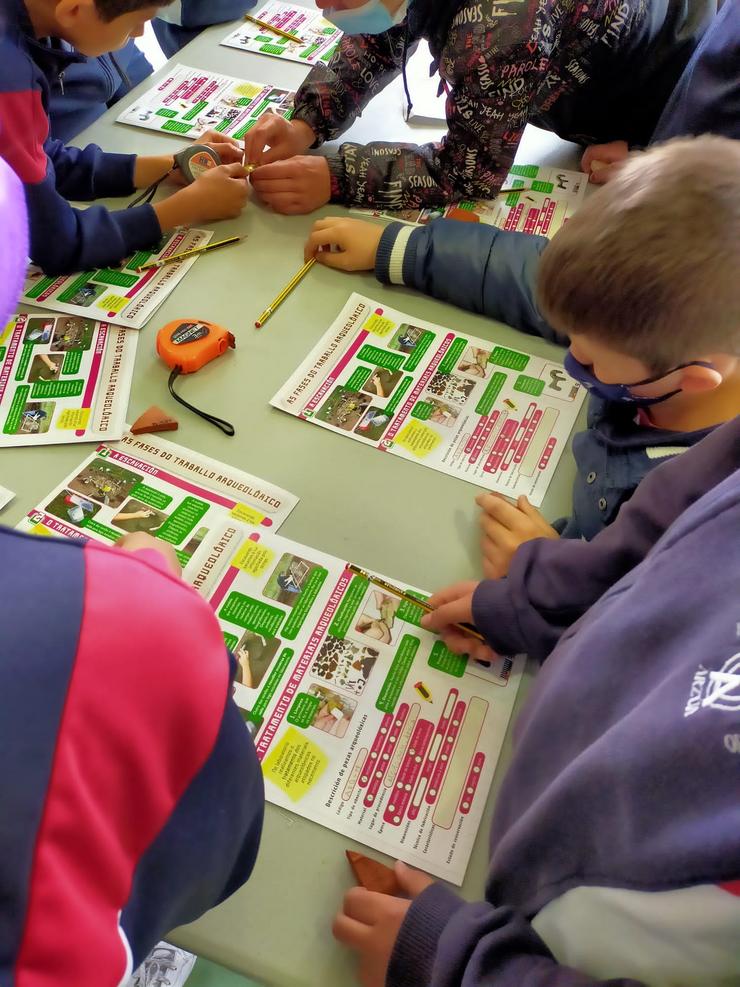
171,322 -> 210,345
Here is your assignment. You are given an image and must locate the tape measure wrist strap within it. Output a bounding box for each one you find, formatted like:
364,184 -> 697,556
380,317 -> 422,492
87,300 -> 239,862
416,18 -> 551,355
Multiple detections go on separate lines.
167,367 -> 235,437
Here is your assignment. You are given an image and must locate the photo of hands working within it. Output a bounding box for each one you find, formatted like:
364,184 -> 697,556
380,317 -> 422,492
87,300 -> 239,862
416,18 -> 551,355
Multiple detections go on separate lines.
0,0 -> 738,985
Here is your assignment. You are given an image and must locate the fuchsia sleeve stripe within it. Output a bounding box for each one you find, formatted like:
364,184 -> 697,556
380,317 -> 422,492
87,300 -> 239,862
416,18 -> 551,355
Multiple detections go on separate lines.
15,543 -> 230,987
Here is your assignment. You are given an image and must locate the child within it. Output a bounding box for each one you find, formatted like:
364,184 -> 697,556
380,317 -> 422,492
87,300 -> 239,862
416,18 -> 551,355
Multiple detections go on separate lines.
245,0 -> 715,214
0,157 -> 264,986
0,0 -> 250,275
304,135 -> 740,578
334,413 -> 740,987
152,0 -> 254,58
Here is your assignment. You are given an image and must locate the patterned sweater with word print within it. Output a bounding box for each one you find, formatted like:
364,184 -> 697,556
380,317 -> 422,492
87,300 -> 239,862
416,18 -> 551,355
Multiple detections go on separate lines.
292,0 -> 713,209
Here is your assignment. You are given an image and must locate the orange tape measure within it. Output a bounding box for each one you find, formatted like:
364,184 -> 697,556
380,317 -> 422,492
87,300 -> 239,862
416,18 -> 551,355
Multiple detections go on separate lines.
156,319 -> 236,435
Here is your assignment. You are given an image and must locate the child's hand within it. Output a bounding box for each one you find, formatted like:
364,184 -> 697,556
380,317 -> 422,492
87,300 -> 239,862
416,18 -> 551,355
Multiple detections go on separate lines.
195,130 -> 245,167
250,157 -> 331,214
333,862 -> 434,987
180,163 -> 250,222
243,114 -> 316,166
581,141 -> 629,184
421,582 -> 498,662
115,533 -> 181,577
477,493 -> 559,579
304,218 -> 384,270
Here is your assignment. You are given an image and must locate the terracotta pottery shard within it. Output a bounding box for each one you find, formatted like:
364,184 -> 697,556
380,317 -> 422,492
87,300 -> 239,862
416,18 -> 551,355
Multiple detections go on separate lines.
130,405 -> 179,435
345,850 -> 400,895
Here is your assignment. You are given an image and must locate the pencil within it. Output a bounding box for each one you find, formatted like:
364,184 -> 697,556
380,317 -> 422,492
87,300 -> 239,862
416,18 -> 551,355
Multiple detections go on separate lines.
255,257 -> 315,328
346,563 -> 486,643
136,236 -> 244,272
244,13 -> 304,43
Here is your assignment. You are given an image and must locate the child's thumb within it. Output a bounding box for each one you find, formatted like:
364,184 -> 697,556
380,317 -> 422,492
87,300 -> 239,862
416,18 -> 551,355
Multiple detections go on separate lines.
394,860 -> 435,897
222,162 -> 249,178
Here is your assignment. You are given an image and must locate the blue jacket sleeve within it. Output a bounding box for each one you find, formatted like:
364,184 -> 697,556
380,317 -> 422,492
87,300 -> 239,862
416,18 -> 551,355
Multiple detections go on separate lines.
470,416 -> 740,662
375,219 -> 562,343
387,884 -> 645,987
26,146 -> 162,275
153,0 -> 255,54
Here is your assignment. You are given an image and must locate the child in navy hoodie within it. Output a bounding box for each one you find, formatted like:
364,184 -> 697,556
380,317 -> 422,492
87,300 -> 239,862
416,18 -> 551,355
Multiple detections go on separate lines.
0,0 -> 250,275
331,144 -> 740,986
0,156 -> 265,987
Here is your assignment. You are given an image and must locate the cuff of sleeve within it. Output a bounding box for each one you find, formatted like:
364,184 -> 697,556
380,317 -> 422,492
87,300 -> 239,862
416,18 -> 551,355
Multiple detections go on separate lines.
326,154 -> 346,202
387,884 -> 465,987
375,223 -> 413,284
95,152 -> 137,197
291,106 -> 327,148
472,579 -> 526,655
112,203 -> 162,255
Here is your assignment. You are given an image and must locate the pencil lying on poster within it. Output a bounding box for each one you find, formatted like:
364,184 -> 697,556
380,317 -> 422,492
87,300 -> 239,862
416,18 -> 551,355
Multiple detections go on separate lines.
244,13 -> 305,43
136,236 -> 244,272
255,257 -> 315,328
346,563 -> 486,643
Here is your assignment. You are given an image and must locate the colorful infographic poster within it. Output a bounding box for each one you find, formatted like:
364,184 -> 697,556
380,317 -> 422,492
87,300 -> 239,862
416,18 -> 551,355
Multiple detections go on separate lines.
0,484 -> 14,510
17,432 -> 298,560
117,64 -> 295,141
0,314 -> 136,447
364,165 -> 587,238
20,439 -> 522,882
272,294 -> 586,506
221,2 -> 342,65
19,229 -> 213,330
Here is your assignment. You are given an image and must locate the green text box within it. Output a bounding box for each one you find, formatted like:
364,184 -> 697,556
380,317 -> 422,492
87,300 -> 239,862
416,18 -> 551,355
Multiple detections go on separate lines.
438,337 -> 468,375
402,331 -> 435,371
475,372 -> 507,415
510,164 -> 538,178
163,120 -> 193,134
258,43 -> 286,55
58,272 -> 95,304
397,591 -> 429,628
156,108 -> 178,118
3,385 -> 30,434
130,483 -> 173,510
175,550 -> 190,567
31,378 -> 84,399
411,400 -> 433,420
329,575 -> 368,638
346,366 -> 372,391
219,592 -> 285,637
531,179 -> 554,193
182,100 -> 209,121
514,374 -> 545,396
24,275 -> 56,299
428,640 -> 467,677
92,269 -> 140,289
287,692 -> 321,728
82,518 -> 120,542
385,375 -> 413,416
489,346 -> 529,371
126,250 -> 153,272
156,496 -> 209,544
252,647 -> 293,720
62,350 -> 83,374
357,344 -> 405,372
14,344 -> 33,381
377,635 -> 419,713
223,631 -> 239,651
282,567 -> 329,640
232,120 -> 256,139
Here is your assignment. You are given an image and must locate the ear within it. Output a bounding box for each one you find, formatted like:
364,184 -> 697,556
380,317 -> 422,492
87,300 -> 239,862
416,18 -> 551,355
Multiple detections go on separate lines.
677,363 -> 724,394
55,0 -> 95,33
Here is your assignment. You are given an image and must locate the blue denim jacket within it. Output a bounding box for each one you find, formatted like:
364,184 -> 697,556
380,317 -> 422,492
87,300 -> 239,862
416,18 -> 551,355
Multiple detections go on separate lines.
375,219 -> 715,540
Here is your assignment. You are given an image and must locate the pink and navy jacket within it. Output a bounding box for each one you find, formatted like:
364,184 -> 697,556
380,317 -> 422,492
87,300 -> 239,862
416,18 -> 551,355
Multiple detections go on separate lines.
389,418 -> 740,986
0,529 -> 263,986
0,0 -> 161,274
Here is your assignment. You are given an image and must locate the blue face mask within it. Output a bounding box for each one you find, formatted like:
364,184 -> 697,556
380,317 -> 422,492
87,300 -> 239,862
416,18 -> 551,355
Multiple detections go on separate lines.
324,0 -> 408,34
564,352 -> 715,406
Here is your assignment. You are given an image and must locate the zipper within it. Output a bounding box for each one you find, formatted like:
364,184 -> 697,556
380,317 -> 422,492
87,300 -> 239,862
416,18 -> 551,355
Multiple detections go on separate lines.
58,70 -> 65,95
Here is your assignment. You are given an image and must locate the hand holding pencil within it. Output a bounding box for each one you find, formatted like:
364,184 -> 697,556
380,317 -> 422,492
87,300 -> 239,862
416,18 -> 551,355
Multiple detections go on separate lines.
420,580 -> 500,665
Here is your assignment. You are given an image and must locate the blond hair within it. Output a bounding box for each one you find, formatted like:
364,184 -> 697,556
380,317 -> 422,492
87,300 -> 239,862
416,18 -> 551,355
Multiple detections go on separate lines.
537,136 -> 740,372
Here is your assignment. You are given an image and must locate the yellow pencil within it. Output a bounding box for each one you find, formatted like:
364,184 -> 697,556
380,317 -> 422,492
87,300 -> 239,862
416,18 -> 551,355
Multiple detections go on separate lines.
245,13 -> 304,43
346,563 -> 486,643
136,235 -> 244,272
255,257 -> 315,328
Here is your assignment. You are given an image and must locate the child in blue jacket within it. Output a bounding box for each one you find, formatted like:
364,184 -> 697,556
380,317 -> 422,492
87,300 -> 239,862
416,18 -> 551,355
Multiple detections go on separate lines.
153,0 -> 254,58
304,135 -> 740,577
0,156 -> 264,987
0,0 -> 250,275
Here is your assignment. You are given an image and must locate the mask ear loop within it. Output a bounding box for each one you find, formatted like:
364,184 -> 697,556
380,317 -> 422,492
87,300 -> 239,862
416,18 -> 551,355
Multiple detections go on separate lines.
167,366 -> 235,436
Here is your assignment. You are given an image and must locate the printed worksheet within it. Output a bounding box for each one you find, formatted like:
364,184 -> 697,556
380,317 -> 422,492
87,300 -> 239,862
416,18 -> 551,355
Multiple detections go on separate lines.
0,484 -> 14,510
17,432 -> 298,561
19,229 -> 213,330
117,64 -> 295,141
0,313 -> 136,447
221,2 -> 342,65
363,164 -> 587,238
20,443 -> 522,882
272,294 -> 586,505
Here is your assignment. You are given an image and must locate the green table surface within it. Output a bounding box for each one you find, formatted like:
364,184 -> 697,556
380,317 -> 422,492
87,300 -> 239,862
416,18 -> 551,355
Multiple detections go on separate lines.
0,12 -> 587,986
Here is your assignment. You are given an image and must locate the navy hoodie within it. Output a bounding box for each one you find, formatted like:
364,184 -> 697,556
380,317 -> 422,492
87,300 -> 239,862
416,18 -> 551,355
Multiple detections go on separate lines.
153,0 -> 255,58
0,0 -> 161,274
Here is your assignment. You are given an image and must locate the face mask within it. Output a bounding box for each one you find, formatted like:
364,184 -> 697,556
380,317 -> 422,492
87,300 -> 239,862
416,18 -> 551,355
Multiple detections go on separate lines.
324,0 -> 408,35
564,352 -> 715,406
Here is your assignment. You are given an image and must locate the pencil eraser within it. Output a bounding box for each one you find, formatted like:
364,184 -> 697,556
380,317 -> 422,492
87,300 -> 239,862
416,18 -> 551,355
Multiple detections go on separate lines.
345,850 -> 401,895
254,321 -> 262,329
